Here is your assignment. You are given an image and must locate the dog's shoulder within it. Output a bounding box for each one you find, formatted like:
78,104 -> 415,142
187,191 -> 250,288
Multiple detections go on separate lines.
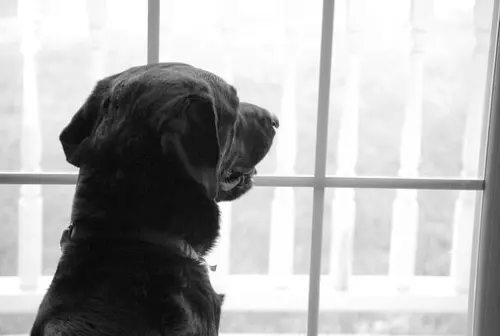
31,240 -> 223,335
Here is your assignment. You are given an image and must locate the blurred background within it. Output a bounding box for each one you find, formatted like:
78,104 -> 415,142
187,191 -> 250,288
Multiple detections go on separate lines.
0,0 -> 495,334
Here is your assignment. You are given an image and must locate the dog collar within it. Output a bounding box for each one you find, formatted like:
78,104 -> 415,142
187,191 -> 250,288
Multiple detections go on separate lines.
60,224 -> 217,272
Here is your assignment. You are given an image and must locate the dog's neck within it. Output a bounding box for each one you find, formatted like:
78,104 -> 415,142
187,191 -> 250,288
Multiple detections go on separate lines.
61,223 -> 199,259
69,167 -> 221,257
60,222 -> 218,272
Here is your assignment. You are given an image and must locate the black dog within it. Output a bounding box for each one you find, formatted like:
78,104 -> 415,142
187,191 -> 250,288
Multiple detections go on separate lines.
30,63 -> 278,335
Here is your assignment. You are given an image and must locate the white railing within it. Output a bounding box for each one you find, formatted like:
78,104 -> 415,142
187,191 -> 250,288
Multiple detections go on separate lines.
0,0 -> 494,334
329,0 -> 361,291
269,0 -> 297,277
17,0 -> 42,293
389,0 -> 431,291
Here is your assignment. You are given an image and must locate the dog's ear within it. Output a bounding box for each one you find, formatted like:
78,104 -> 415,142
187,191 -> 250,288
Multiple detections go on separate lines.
159,93 -> 221,200
59,82 -> 110,167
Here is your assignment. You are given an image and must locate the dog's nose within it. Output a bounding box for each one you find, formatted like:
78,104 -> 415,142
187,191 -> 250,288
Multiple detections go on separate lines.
271,115 -> 279,129
263,114 -> 279,131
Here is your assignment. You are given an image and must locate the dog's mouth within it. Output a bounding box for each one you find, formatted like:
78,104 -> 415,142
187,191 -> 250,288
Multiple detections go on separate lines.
220,167 -> 256,192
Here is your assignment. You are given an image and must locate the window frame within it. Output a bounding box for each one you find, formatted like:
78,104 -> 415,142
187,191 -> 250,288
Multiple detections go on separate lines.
0,0 -> 498,335
472,0 -> 500,334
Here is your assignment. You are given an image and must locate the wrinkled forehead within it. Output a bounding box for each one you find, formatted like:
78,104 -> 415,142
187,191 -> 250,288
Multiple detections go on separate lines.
109,69 -> 206,107
108,66 -> 239,116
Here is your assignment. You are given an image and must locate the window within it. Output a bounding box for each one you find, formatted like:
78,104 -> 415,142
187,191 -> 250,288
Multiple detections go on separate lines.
0,0 -> 499,335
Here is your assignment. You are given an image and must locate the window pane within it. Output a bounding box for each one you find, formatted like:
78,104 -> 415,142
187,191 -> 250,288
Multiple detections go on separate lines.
0,185 -> 72,278
2,0 -> 496,177
0,0 -> 147,172
319,188 -> 480,335
0,185 -> 314,334
213,187 -> 313,334
0,185 -> 73,333
326,0 -> 495,178
159,0 -> 323,176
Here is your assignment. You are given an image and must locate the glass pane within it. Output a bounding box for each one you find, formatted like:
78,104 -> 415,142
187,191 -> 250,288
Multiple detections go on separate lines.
325,0 -> 495,178
0,185 -> 73,332
214,187 -> 314,334
0,0 -> 147,172
319,188 -> 481,335
0,185 -> 313,334
159,0 -> 323,175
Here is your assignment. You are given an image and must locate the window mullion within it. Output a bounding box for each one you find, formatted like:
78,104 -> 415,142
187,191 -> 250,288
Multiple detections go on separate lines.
147,0 -> 160,64
307,1 -> 336,336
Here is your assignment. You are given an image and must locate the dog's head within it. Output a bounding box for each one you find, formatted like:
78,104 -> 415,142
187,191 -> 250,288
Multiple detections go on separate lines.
60,63 -> 278,202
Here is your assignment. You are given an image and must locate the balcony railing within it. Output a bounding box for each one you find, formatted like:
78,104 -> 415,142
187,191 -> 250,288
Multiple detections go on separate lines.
0,0 -> 495,334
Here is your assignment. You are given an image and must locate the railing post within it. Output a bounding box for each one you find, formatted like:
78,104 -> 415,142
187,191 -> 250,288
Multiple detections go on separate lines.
329,0 -> 362,291
18,0 -> 43,292
268,0 -> 297,276
86,0 -> 107,79
389,0 -> 433,291
451,0 -> 493,294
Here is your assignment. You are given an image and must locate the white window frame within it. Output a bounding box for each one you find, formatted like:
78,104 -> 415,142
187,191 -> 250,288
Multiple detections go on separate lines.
0,0 -> 499,335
